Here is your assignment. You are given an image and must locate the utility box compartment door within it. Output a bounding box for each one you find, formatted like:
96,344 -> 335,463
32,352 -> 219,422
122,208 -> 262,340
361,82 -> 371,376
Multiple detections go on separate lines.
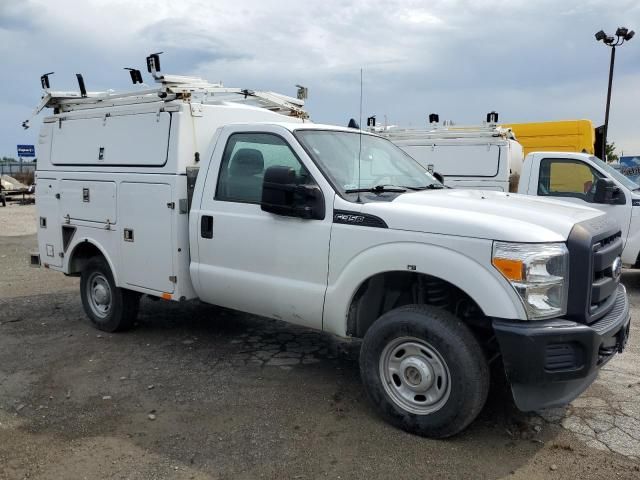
60,180 -> 116,223
401,143 -> 502,177
119,182 -> 174,293
36,178 -> 63,268
51,112 -> 171,167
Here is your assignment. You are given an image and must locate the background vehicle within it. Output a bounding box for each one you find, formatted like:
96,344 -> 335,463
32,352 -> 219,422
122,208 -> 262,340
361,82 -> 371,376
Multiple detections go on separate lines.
518,151 -> 640,267
30,56 -> 630,438
502,119 -> 596,156
378,122 -> 523,192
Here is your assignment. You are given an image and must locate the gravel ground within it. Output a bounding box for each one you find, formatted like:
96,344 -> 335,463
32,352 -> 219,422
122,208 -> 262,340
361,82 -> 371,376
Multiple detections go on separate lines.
0,203 -> 36,237
0,206 -> 639,479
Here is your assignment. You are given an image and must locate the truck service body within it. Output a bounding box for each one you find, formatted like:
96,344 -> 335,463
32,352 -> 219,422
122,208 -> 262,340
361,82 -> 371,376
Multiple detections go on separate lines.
378,124 -> 524,192
31,61 -> 630,438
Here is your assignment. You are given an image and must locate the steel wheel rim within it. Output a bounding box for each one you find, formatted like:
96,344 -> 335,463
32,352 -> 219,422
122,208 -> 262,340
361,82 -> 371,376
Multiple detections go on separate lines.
86,272 -> 112,319
379,336 -> 451,415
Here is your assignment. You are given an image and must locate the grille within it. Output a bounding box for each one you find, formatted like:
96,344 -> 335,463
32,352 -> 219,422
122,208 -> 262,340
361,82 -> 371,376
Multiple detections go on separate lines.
566,218 -> 622,325
588,232 -> 622,323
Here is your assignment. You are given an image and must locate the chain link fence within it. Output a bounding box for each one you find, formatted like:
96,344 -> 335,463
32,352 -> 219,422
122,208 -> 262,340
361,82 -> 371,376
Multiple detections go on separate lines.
0,163 -> 36,176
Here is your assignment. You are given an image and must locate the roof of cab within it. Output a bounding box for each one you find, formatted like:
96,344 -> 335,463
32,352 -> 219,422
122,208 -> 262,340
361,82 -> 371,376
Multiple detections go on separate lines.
222,121 -> 380,135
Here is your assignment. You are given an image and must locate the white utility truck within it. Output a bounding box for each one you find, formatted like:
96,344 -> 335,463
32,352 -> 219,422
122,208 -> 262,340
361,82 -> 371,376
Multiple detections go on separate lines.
376,119 -> 524,192
29,56 -> 630,438
518,151 -> 640,268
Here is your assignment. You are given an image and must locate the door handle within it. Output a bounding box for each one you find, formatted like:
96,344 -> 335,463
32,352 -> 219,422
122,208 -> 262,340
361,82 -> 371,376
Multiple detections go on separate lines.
201,215 -> 213,238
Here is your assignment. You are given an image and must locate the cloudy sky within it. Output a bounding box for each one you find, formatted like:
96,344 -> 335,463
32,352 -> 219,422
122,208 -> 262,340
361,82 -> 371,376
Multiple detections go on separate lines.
1,0 -> 639,159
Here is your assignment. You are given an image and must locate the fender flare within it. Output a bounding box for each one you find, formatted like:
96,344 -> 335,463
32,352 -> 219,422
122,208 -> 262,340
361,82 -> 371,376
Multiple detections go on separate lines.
322,242 -> 526,337
64,237 -> 120,286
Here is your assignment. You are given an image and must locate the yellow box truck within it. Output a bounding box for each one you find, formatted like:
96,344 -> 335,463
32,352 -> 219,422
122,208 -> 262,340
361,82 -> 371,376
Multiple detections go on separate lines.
501,119 -> 595,156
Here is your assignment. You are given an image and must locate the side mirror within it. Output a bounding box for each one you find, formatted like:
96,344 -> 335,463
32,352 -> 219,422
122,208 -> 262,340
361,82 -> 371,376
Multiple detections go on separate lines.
261,166 -> 325,220
593,178 -> 625,205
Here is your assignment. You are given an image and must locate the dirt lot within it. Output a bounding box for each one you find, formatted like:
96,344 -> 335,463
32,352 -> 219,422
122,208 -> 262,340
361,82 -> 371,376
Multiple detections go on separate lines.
1,204 -> 639,479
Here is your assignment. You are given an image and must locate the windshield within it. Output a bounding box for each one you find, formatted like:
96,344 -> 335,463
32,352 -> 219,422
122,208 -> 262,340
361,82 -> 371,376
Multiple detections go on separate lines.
591,156 -> 640,191
295,129 -> 439,197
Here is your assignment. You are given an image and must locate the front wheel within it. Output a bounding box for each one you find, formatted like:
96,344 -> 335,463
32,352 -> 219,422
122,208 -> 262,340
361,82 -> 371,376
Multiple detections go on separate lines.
80,257 -> 140,332
360,305 -> 489,438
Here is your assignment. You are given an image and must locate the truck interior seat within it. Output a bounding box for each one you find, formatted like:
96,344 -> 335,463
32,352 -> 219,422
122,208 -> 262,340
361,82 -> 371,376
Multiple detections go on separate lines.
226,148 -> 265,202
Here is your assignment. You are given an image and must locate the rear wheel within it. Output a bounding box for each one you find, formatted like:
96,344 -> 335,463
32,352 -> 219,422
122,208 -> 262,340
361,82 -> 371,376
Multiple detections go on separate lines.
360,304 -> 489,438
80,257 -> 140,332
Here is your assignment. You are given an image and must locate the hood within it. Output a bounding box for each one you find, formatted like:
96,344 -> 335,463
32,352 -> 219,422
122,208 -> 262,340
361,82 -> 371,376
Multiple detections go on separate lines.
362,189 -> 606,242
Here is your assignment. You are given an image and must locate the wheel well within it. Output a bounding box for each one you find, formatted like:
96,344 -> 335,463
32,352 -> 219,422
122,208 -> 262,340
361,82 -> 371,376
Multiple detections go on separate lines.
347,271 -> 490,339
68,241 -> 105,276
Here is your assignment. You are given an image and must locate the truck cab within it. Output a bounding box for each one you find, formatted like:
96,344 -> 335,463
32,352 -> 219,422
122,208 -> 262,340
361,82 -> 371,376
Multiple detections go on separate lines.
518,151 -> 640,267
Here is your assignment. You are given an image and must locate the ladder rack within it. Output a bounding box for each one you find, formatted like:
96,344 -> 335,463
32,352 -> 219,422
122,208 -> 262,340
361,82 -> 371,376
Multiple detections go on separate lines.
377,125 -> 516,141
24,71 -> 308,128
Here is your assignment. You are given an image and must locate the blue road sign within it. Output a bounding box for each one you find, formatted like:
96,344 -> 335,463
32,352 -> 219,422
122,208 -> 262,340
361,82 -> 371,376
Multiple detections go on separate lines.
17,145 -> 36,157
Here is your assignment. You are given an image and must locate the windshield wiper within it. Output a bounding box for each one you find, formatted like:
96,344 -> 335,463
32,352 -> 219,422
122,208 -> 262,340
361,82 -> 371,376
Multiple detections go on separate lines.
400,183 -> 446,190
345,185 -> 407,194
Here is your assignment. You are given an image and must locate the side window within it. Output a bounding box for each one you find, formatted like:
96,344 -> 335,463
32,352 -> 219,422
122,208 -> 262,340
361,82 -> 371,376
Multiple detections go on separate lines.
538,158 -> 602,202
216,133 -> 312,204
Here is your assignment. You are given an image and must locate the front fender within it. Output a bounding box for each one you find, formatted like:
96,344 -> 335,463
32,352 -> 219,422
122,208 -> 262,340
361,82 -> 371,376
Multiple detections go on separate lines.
322,241 -> 526,337
622,214 -> 640,266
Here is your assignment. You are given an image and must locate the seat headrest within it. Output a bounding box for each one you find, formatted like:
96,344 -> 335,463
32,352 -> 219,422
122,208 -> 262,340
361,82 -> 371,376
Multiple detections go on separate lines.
230,148 -> 264,176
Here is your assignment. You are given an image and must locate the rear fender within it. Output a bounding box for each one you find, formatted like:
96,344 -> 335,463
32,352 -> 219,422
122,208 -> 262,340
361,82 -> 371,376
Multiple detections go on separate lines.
65,236 -> 120,286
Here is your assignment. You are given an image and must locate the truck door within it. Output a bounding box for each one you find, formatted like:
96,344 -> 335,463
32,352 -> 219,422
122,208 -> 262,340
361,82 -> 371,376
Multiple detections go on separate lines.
535,157 -> 631,240
195,129 -> 332,330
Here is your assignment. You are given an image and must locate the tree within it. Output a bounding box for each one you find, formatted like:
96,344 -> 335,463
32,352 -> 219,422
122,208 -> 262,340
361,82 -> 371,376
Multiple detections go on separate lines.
606,142 -> 619,163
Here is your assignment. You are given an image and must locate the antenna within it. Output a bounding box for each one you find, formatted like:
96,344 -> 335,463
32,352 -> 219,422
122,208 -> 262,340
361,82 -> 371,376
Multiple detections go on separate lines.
357,68 -> 363,203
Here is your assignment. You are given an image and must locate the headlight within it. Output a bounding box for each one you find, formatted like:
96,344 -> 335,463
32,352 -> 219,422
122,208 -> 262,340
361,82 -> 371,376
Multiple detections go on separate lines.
492,242 -> 569,320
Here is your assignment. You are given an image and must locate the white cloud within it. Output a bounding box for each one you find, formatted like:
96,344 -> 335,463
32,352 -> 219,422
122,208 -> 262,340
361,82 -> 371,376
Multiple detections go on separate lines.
1,0 -> 639,156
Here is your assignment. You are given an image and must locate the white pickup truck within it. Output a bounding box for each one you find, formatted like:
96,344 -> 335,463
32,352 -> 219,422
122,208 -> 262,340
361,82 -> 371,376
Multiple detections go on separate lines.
518,151 -> 640,268
30,59 -> 630,438
382,124 -> 640,269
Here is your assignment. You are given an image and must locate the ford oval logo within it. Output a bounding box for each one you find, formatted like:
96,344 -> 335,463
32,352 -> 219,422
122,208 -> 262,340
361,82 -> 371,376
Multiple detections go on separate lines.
612,256 -> 622,280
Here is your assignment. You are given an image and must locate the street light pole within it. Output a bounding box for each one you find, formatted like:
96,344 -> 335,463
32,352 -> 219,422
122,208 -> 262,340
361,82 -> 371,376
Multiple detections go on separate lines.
603,46 -> 615,162
595,27 -> 634,161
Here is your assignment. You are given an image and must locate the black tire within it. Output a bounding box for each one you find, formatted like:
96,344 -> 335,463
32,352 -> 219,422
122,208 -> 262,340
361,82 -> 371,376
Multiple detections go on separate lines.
360,304 -> 489,438
80,257 -> 140,332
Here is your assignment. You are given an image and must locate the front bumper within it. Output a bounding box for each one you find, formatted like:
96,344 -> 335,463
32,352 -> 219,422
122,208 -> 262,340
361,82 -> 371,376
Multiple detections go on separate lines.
493,284 -> 630,411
